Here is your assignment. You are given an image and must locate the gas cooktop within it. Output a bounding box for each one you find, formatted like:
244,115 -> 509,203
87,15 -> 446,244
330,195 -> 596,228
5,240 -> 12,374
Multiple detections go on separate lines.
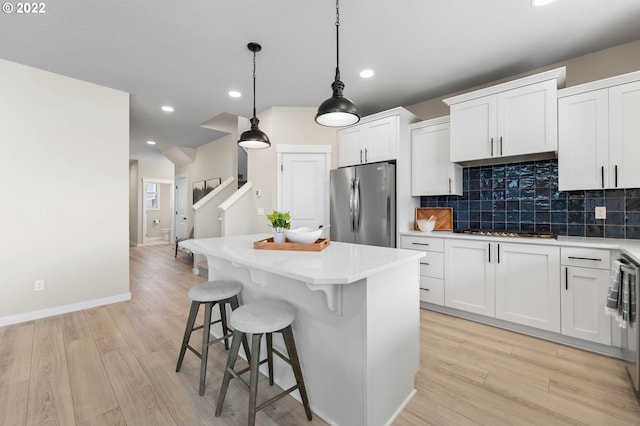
452,228 -> 556,239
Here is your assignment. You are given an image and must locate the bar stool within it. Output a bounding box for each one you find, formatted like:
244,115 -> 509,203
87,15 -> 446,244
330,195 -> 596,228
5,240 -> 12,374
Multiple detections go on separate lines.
215,300 -> 312,425
176,280 -> 251,396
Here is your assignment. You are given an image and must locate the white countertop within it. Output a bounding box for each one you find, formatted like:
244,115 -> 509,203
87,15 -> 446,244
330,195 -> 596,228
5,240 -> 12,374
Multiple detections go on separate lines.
180,233 -> 425,285
400,230 -> 640,264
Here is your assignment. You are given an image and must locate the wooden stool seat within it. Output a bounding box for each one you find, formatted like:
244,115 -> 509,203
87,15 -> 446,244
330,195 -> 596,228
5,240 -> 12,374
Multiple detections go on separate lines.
175,280 -> 250,396
215,300 -> 312,425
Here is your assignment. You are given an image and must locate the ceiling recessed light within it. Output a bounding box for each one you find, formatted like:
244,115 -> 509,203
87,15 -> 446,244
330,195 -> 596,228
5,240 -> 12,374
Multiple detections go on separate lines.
161,105 -> 174,112
531,0 -> 556,6
360,69 -> 375,78
146,140 -> 156,145
229,90 -> 242,98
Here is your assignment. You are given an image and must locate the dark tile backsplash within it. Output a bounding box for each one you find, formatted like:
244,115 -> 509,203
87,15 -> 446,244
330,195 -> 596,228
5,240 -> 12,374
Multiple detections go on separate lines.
420,159 -> 640,239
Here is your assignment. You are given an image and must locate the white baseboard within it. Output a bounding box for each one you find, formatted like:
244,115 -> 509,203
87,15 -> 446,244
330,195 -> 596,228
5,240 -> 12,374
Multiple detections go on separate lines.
0,292 -> 132,327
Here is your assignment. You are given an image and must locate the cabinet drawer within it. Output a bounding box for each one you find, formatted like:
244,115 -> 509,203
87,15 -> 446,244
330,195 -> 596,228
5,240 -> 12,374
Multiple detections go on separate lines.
420,277 -> 444,305
561,247 -> 610,270
401,236 -> 444,252
419,252 -> 444,278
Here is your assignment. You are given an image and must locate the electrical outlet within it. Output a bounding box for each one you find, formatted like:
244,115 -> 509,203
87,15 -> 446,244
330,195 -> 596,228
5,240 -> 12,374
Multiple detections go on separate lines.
595,206 -> 607,219
35,279 -> 45,291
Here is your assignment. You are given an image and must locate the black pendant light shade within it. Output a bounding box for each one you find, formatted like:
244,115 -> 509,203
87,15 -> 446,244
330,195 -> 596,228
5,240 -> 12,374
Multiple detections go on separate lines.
315,0 -> 360,127
238,42 -> 271,149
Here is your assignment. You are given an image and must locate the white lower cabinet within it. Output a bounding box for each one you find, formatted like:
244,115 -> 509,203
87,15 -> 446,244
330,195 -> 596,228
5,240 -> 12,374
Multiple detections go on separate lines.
444,239 -> 495,316
401,236 -> 445,305
560,248 -> 612,345
444,239 -> 561,332
495,243 -> 560,332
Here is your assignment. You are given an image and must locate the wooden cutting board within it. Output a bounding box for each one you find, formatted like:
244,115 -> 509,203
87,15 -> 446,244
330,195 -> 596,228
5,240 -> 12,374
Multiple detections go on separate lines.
414,207 -> 453,231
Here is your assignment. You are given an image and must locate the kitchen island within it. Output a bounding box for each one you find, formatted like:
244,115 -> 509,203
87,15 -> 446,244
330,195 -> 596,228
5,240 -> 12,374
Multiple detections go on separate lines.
179,234 -> 425,426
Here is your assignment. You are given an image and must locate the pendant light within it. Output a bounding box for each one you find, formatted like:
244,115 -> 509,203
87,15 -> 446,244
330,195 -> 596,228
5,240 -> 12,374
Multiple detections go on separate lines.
238,42 -> 271,149
315,0 -> 360,127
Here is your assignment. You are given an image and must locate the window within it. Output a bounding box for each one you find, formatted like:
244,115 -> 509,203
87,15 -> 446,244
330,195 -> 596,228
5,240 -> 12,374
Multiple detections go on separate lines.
145,183 -> 159,210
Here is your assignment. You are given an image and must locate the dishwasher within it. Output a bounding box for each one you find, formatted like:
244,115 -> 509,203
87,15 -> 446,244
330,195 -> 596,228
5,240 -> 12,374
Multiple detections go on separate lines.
619,253 -> 639,402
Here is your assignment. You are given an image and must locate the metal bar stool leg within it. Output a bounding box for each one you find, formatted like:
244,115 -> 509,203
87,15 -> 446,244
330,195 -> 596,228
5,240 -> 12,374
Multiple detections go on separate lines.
266,333 -> 274,385
248,333 -> 263,426
176,301 -> 200,372
282,325 -> 312,420
215,329 -> 244,417
199,301 -> 214,396
229,296 -> 252,364
220,302 -> 230,350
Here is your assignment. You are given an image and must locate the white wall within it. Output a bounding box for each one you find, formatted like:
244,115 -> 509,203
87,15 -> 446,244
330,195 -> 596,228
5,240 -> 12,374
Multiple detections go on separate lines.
174,132 -> 238,234
0,58 -> 130,323
248,107 -> 338,233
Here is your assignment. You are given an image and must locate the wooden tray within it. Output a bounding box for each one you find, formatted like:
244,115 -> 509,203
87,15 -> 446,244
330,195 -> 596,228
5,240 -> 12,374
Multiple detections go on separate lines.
253,237 -> 330,251
414,207 -> 453,231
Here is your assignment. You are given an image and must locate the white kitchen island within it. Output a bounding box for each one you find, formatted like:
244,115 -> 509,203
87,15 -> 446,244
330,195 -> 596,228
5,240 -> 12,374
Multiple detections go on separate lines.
179,234 -> 425,426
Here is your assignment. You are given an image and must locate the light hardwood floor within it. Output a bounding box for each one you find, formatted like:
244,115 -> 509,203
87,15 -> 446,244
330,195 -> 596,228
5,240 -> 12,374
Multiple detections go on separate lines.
1,244 -> 639,425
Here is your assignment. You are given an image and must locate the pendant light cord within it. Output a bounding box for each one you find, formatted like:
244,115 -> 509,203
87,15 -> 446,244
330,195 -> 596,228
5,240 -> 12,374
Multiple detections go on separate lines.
335,0 -> 340,79
252,49 -> 257,119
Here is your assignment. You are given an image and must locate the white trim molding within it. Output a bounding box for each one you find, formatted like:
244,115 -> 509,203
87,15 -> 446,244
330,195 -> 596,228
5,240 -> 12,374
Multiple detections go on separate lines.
0,292 -> 132,327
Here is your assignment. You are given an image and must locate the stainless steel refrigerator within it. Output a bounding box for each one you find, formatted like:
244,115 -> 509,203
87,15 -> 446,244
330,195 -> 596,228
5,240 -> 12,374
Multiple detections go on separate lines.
330,162 -> 396,247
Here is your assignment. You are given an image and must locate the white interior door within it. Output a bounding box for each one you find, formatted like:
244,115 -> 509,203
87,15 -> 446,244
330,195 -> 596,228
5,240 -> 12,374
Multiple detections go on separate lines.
175,174 -> 188,240
277,147 -> 331,235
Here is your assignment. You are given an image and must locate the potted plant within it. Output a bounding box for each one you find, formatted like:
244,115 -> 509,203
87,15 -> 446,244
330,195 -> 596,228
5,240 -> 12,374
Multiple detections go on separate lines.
266,210 -> 291,243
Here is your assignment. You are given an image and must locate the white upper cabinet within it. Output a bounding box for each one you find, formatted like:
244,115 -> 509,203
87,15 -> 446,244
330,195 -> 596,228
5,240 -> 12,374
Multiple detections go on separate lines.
558,73 -> 640,191
338,114 -> 398,167
445,68 -> 565,163
410,117 -> 462,196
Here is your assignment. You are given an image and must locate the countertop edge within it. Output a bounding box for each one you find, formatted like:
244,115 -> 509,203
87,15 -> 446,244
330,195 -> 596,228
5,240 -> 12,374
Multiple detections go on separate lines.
399,230 -> 640,263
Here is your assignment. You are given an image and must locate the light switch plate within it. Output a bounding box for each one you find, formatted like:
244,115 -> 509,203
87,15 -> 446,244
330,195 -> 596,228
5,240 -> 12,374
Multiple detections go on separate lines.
595,206 -> 606,219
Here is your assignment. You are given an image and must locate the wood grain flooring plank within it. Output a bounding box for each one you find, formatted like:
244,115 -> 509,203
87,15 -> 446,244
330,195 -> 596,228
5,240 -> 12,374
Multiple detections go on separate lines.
0,322 -> 33,386
136,349 -> 218,426
77,407 -> 126,426
84,306 -> 129,355
0,380 -> 29,426
62,310 -> 93,343
26,317 -> 76,426
66,337 -> 118,424
101,346 -> 176,426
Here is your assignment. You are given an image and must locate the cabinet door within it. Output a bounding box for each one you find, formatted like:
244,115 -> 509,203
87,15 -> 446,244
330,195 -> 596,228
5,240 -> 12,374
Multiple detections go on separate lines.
558,89 -> 609,191
338,126 -> 364,167
609,80 -> 640,189
450,95 -> 497,162
498,80 -> 558,157
411,121 -> 461,196
561,266 -> 611,345
366,116 -> 398,163
495,243 -> 560,332
444,239 -> 495,316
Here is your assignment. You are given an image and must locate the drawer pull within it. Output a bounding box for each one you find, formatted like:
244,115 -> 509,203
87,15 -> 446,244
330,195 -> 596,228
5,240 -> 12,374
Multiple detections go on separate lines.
412,242 -> 430,246
423,288 -> 430,291
567,256 -> 602,262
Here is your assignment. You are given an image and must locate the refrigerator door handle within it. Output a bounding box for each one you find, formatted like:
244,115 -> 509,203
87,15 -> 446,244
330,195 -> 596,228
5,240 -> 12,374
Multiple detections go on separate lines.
349,178 -> 356,232
354,177 -> 361,231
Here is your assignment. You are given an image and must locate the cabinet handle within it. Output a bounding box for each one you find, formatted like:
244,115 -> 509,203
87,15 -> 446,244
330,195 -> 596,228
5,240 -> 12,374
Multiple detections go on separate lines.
500,136 -> 503,156
365,148 -> 368,162
615,165 -> 618,188
412,242 -> 430,246
424,288 -> 430,292
448,178 -> 452,194
567,256 -> 602,262
497,243 -> 500,264
488,243 -> 491,263
490,137 -> 494,157
565,267 -> 568,290
423,262 -> 430,266
601,166 -> 605,188
360,149 -> 363,163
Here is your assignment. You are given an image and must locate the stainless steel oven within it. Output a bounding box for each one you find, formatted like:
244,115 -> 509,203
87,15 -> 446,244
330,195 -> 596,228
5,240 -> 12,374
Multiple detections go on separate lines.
620,253 -> 639,402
